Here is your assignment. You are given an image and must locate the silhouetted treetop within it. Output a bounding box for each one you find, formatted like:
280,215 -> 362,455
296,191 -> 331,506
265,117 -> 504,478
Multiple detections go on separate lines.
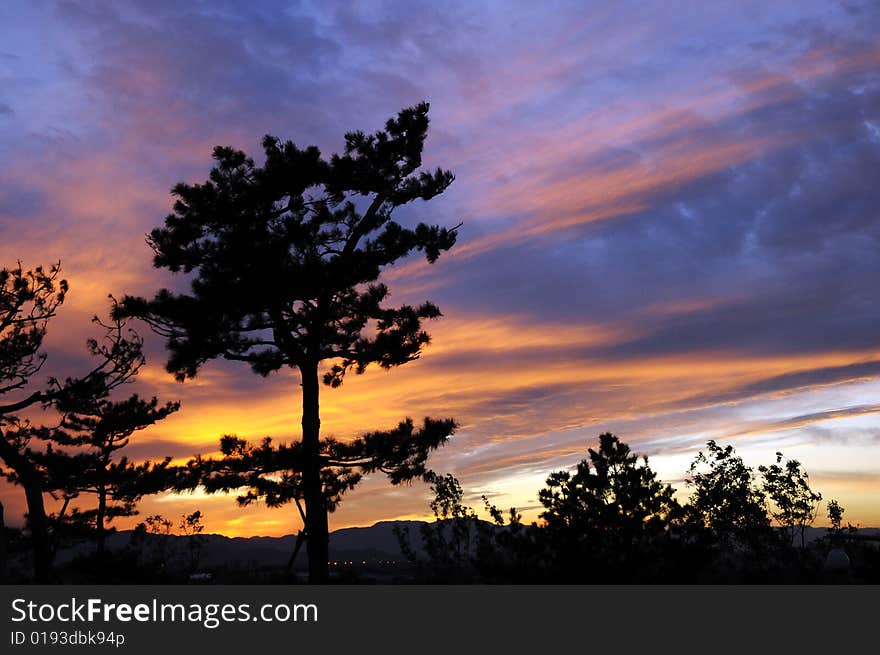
117,101 -> 458,384
685,440 -> 770,545
53,394 -> 178,449
759,451 -> 822,548
538,433 -> 680,537
0,263 -> 66,406
43,390 -> 178,547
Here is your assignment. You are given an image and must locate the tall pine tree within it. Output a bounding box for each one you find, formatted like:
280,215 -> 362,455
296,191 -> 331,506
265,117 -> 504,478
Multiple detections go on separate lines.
117,103 -> 459,582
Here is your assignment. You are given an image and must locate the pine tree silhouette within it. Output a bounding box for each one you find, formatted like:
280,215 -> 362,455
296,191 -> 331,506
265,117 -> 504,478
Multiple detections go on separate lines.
117,103 -> 458,582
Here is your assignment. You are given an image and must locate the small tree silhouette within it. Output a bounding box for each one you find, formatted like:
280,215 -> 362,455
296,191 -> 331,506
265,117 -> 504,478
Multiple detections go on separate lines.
418,473 -> 480,579
0,265 -> 148,581
179,510 -> 206,572
538,433 -> 680,580
131,513 -> 174,573
759,452 -> 822,548
117,103 -> 458,582
827,499 -> 844,532
0,264 -> 65,581
685,440 -> 771,555
42,390 -> 179,554
395,472 -> 509,583
143,514 -> 173,535
539,434 -> 679,533
826,499 -> 857,538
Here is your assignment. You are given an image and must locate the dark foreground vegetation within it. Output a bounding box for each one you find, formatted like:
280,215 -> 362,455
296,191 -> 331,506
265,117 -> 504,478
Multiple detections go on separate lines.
395,435 -> 880,584
2,433 -> 877,584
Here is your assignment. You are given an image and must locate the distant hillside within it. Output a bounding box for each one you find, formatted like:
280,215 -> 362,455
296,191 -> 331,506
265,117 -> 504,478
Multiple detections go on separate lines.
52,519 -> 433,571
54,522 -> 880,560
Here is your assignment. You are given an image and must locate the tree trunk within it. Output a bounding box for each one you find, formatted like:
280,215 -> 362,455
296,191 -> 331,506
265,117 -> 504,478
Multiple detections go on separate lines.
300,360 -> 329,583
0,435 -> 53,582
96,486 -> 107,556
0,501 -> 6,583
24,481 -> 52,583
286,529 -> 307,574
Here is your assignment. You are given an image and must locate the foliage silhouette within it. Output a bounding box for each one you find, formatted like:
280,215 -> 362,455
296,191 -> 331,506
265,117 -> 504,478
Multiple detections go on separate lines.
826,499 -> 857,537
115,512 -> 209,579
394,472 -> 481,582
685,441 -> 771,543
0,265 -> 151,581
117,103 -> 459,582
130,513 -> 174,574
394,471 -> 538,583
398,435 -> 866,584
539,433 -> 680,533
0,263 -> 65,581
399,435 -> 688,583
759,452 -> 822,548
40,388 -> 179,554
184,416 -> 455,573
179,510 -> 206,572
537,433 -> 681,581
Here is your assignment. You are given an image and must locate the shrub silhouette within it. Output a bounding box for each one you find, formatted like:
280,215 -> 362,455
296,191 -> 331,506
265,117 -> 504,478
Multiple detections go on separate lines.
759,452 -> 822,549
537,433 -> 681,581
401,435 -> 863,584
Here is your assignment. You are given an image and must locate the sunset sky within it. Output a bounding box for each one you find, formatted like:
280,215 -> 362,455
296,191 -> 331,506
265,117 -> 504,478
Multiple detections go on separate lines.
1,0 -> 879,536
